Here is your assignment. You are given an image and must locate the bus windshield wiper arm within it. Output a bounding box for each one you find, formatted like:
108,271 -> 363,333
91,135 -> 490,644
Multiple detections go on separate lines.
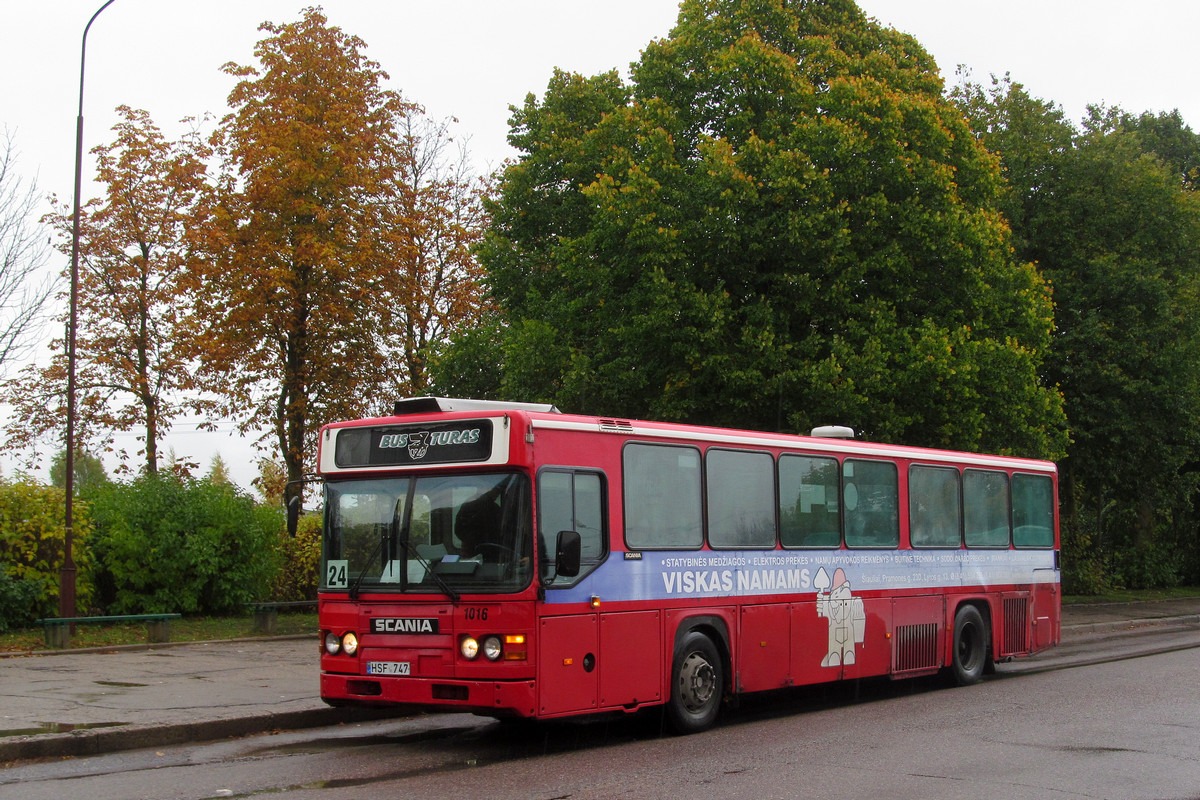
348,532 -> 387,602
391,495 -> 460,604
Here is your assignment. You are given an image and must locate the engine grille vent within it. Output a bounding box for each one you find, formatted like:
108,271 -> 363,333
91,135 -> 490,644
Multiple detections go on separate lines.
894,623 -> 939,672
1002,597 -> 1029,655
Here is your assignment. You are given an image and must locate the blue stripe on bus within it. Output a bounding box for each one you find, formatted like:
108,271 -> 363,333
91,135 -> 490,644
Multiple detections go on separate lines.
545,549 -> 1058,605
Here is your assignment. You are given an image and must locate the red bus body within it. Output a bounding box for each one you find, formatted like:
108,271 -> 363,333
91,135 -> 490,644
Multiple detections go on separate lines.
317,399 -> 1059,731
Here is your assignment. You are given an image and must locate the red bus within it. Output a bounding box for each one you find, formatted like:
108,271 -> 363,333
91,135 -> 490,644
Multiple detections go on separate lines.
317,397 -> 1059,733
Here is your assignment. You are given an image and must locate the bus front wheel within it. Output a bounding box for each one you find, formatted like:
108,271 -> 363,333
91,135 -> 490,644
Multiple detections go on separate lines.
667,631 -> 723,734
951,605 -> 988,685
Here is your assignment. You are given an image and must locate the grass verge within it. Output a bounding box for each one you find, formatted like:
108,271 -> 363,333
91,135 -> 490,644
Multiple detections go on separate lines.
0,612 -> 317,654
1062,586 -> 1200,605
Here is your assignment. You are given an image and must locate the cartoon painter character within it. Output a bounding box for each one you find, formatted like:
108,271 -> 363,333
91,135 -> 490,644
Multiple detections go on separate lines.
814,566 -> 865,666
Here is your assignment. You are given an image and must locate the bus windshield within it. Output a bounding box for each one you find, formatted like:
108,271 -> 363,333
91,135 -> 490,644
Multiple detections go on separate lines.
322,472 -> 533,595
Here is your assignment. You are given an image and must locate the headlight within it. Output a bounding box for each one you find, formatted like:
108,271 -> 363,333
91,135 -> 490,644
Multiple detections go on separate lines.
324,631 -> 341,655
342,631 -> 359,656
483,635 -> 503,661
460,635 -> 479,660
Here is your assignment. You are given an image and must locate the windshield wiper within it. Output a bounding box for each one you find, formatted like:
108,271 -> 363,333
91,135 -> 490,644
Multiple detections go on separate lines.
391,495 -> 460,604
348,531 -> 388,602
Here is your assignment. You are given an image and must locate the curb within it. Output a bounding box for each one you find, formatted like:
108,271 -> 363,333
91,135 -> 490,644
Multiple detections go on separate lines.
0,706 -> 405,764
1062,613 -> 1200,637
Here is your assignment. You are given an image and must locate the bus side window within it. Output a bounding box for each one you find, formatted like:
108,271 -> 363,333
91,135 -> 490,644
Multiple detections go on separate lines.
843,459 -> 899,548
538,469 -> 607,585
909,465 -> 962,548
1012,473 -> 1054,548
780,455 -> 840,548
707,449 -> 776,548
623,444 -> 703,549
964,469 -> 1011,547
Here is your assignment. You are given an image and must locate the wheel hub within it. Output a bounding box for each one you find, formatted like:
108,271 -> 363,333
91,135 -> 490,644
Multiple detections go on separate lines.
678,651 -> 716,711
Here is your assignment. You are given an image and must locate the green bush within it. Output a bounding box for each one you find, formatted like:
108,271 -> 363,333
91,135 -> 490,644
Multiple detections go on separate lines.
0,569 -> 43,631
1113,541 -> 1184,591
270,510 -> 321,602
87,474 -> 279,615
0,477 -> 94,618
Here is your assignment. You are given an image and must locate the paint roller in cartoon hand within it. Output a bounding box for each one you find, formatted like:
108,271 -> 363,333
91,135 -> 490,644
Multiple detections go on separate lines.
814,566 -> 865,667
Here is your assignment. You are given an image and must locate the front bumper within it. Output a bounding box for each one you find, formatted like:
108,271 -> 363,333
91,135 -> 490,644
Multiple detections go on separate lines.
321,671 -> 537,717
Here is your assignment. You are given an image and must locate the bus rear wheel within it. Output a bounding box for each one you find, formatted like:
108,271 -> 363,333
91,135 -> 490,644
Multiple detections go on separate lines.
951,605 -> 988,685
667,631 -> 724,734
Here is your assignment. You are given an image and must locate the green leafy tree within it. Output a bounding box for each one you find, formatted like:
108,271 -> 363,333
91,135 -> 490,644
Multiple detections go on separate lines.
444,0 -> 1065,459
954,77 -> 1200,588
49,449 -> 110,497
1118,109 -> 1200,191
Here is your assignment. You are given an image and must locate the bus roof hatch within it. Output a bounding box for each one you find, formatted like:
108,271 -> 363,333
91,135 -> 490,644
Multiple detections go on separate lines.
393,397 -> 561,416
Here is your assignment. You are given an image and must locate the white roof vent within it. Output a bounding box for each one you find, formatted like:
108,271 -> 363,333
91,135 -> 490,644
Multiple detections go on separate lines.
810,425 -> 855,439
393,397 -> 560,416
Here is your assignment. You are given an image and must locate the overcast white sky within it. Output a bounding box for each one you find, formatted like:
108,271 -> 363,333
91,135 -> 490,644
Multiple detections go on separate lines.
2,0 -> 1198,489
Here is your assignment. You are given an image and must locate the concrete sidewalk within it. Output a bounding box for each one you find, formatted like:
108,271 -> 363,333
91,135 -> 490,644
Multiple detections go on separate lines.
2,600 -> 1199,764
0,636 -> 395,763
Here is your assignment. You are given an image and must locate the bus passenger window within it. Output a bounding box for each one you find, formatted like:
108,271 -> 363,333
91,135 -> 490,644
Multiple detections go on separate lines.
706,449 -> 776,548
623,444 -> 703,549
538,470 -> 607,585
964,470 -> 1010,547
843,459 -> 899,548
780,455 -> 840,547
1012,473 -> 1054,548
909,465 -> 962,548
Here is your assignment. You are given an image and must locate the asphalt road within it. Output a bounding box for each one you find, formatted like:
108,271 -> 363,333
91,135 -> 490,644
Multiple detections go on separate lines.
4,621 -> 1199,800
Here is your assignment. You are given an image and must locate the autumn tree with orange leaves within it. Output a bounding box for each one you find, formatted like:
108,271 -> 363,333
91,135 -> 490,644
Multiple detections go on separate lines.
3,106 -> 210,475
4,10 -> 491,515
190,8 -> 490,532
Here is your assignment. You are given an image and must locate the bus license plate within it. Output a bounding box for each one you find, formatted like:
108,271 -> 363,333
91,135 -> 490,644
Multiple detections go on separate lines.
366,661 -> 411,676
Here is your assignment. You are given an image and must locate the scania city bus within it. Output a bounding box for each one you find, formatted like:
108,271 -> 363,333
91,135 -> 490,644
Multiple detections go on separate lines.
318,398 -> 1059,733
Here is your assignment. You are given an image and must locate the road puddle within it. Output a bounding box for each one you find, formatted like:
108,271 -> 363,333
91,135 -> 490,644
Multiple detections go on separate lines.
95,680 -> 148,687
0,720 -> 129,738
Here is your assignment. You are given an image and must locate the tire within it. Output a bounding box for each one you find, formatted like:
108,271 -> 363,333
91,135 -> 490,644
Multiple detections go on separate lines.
666,631 -> 724,734
951,605 -> 989,686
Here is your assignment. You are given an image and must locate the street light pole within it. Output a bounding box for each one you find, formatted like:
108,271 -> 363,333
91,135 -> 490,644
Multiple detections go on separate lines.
61,0 -> 118,620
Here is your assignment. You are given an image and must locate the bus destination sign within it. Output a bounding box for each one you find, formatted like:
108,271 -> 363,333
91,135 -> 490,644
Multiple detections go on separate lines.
335,420 -> 494,467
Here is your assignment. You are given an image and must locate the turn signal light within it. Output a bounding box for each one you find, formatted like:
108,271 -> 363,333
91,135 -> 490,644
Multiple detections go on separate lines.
504,634 -> 527,661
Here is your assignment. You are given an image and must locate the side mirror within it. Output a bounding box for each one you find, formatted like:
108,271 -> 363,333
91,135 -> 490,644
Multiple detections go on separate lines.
554,530 -> 582,578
